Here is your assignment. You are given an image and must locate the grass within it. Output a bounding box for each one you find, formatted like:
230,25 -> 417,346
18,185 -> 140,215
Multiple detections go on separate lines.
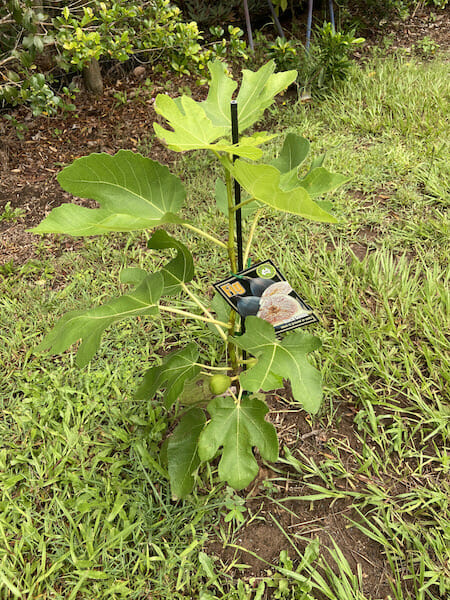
1,52 -> 449,598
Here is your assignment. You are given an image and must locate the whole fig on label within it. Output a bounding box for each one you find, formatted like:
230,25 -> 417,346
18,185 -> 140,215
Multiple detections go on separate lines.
236,296 -> 260,317
247,277 -> 276,297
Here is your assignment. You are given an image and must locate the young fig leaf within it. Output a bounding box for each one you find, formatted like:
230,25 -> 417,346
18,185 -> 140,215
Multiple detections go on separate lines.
271,133 -> 310,174
32,151 -> 186,236
233,161 -> 337,223
198,395 -> 278,490
232,317 -> 323,414
298,167 -> 349,198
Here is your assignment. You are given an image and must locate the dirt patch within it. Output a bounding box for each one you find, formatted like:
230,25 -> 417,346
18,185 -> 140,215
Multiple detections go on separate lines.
205,395 -> 393,597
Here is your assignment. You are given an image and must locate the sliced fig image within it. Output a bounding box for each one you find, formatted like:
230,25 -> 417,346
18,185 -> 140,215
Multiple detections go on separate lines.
257,294 -> 310,326
236,296 -> 260,317
246,277 -> 276,297
261,281 -> 293,298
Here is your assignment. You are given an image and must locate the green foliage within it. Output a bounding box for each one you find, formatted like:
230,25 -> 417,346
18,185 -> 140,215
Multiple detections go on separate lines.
0,1 -> 249,114
232,318 -> 323,414
300,23 -> 365,92
198,395 -> 279,489
0,201 -> 25,223
267,37 -> 299,72
34,151 -> 186,235
32,60 -> 347,497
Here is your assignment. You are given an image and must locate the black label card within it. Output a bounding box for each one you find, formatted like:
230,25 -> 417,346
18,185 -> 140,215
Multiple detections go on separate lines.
214,260 -> 318,334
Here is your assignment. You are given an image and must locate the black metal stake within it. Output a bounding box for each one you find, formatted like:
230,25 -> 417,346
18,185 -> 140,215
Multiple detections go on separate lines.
230,101 -> 246,365
230,101 -> 243,272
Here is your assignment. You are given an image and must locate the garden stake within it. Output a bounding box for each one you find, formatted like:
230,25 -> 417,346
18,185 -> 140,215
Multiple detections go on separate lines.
306,0 -> 313,51
267,0 -> 285,39
231,100 -> 247,363
243,0 -> 254,51
231,101 -> 244,272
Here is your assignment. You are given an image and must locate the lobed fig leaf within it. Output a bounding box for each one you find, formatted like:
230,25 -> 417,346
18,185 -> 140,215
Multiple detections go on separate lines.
233,160 -> 337,223
198,395 -> 278,490
37,271 -> 164,367
201,60 -> 297,132
232,317 -> 323,414
32,151 -> 186,236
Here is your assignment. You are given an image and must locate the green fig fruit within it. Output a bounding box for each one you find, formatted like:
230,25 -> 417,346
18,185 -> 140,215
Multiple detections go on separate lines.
209,374 -> 232,395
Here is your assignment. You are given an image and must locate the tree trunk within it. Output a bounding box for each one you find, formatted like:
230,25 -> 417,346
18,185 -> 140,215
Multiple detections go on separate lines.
82,58 -> 103,95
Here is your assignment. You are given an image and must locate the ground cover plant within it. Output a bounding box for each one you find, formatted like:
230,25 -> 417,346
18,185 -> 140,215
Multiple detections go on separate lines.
0,47 -> 449,599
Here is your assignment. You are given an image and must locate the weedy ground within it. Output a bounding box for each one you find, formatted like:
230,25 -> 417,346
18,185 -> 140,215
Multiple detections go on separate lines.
0,53 -> 449,599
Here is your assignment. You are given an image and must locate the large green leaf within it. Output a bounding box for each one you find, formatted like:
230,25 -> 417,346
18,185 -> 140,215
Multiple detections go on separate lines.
147,230 -> 194,295
135,344 -> 201,408
232,317 -> 323,414
32,150 -> 186,236
37,272 -> 164,367
154,94 -> 227,152
154,94 -> 273,158
233,160 -> 338,222
202,60 -> 297,132
168,408 -> 206,499
198,396 -> 278,490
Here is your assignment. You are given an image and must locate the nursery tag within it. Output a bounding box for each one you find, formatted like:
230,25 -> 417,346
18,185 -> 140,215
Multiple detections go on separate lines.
214,260 -> 318,334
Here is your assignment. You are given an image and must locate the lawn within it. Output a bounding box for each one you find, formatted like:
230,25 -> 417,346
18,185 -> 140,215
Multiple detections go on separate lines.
0,52 -> 449,599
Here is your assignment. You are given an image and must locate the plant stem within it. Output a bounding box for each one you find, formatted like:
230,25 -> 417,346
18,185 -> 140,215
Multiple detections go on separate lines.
243,207 -> 263,266
231,196 -> 256,213
181,282 -> 228,342
159,305 -> 230,328
195,363 -> 230,371
182,223 -> 227,249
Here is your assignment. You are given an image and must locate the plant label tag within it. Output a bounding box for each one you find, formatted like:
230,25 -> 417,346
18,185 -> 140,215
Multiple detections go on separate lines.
214,260 -> 319,334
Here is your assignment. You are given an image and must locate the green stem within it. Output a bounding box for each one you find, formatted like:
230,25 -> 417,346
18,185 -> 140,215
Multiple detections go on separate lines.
230,196 -> 256,213
182,223 -> 227,249
243,207 -> 263,266
159,305 -> 230,328
181,282 -> 228,342
195,363 -> 230,371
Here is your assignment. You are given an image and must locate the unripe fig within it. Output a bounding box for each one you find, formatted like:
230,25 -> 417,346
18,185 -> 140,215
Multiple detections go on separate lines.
209,374 -> 232,395
236,296 -> 260,317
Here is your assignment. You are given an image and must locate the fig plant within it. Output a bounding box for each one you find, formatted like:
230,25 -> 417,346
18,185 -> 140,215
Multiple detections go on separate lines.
33,60 -> 347,498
